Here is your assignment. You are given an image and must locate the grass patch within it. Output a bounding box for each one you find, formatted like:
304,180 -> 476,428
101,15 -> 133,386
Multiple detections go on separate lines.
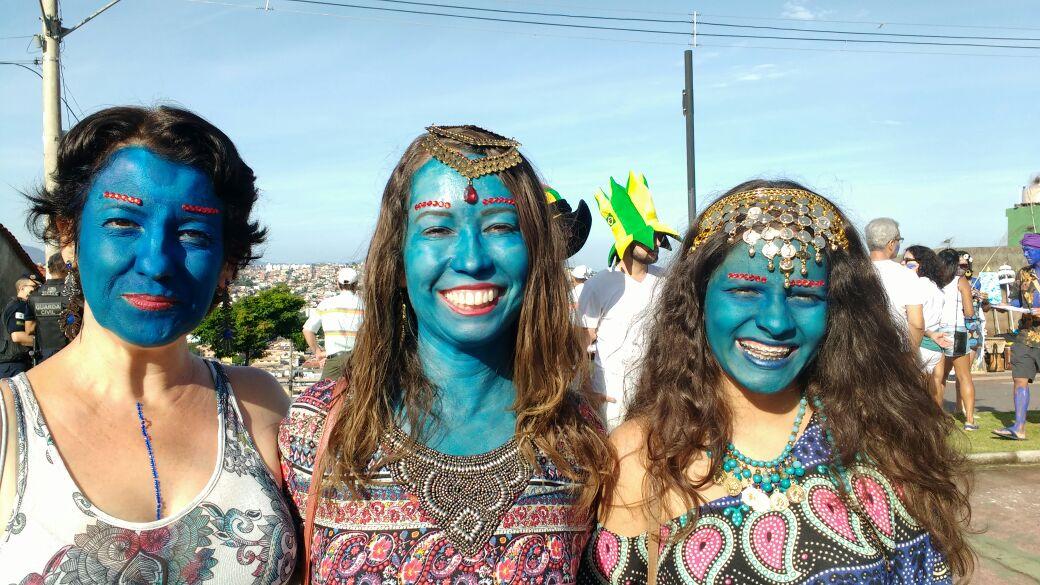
952,410 -> 1040,453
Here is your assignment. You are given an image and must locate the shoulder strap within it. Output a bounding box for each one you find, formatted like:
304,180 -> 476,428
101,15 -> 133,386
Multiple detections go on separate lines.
0,380 -> 8,486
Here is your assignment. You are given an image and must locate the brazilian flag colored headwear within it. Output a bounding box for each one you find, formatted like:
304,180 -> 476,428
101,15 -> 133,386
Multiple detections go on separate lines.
545,186 -> 592,258
594,171 -> 680,266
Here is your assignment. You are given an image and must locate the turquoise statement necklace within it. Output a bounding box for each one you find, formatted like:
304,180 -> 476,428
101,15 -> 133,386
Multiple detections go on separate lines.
713,394 -> 809,527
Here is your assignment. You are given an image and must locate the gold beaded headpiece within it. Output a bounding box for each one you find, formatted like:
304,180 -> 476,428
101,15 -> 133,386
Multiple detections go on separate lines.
420,125 -> 523,204
691,188 -> 849,287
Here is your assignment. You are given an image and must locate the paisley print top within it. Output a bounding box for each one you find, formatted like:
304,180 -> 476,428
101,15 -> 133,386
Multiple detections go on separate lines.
0,361 -> 297,585
1015,267 -> 1040,347
279,379 -> 595,584
579,421 -> 952,584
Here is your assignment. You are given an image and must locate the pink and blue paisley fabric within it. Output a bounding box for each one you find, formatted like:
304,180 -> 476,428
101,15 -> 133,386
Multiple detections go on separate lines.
579,421 -> 952,584
279,380 -> 593,584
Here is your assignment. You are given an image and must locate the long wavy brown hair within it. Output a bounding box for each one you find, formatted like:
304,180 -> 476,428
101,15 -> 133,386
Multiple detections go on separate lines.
623,179 -> 974,577
302,126 -> 611,577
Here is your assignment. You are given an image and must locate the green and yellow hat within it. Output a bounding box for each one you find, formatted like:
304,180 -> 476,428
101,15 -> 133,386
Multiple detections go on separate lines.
594,171 -> 679,266
545,186 -> 592,258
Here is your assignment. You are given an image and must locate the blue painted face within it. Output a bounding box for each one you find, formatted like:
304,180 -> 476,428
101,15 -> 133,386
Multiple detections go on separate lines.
77,146 -> 226,347
403,158 -> 529,350
703,245 -> 829,395
1024,246 -> 1040,269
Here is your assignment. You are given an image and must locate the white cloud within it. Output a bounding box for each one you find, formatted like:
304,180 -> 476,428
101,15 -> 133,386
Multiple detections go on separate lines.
782,1 -> 829,20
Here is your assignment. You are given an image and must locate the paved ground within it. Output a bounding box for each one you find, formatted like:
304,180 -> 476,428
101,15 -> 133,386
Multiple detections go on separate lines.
943,370 -> 1021,413
970,464 -> 1040,584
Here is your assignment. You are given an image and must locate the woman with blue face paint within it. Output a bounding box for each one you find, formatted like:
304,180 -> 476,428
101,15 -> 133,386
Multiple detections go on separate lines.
0,106 -> 296,581
279,125 -> 611,583
581,180 -> 974,584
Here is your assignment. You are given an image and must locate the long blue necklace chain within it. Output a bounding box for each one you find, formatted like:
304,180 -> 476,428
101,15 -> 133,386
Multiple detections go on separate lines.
135,402 -> 163,520
714,394 -> 809,527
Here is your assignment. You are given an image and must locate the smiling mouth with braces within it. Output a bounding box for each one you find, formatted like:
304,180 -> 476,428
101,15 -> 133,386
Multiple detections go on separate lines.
737,339 -> 795,361
442,288 -> 501,309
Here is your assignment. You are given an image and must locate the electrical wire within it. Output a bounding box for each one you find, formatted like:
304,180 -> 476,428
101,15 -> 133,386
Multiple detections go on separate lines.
0,61 -> 85,113
698,12 -> 1040,33
276,0 -> 1040,50
59,60 -> 83,123
345,0 -> 690,24
697,20 -> 1040,42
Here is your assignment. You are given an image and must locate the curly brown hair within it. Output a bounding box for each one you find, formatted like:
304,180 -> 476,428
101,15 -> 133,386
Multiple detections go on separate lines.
301,126 -> 612,579
622,178 -> 974,577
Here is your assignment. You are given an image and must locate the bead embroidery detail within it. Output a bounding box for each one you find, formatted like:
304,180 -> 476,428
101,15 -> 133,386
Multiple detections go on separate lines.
481,197 -> 516,206
181,204 -> 221,215
385,425 -> 533,556
728,273 -> 767,283
413,200 -> 452,211
103,191 -> 142,205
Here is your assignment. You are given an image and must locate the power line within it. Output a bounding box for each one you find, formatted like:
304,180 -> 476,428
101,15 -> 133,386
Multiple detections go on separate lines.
697,20 -> 1040,42
0,61 -> 84,114
346,0 -> 689,24
184,0 -> 1040,57
698,12 -> 1040,33
275,0 -> 1040,50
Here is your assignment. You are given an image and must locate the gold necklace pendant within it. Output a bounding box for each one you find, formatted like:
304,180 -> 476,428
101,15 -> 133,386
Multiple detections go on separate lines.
769,489 -> 790,511
786,483 -> 806,504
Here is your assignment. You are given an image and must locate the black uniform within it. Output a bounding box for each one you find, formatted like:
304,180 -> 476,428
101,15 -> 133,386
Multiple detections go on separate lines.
0,296 -> 35,377
29,278 -> 68,363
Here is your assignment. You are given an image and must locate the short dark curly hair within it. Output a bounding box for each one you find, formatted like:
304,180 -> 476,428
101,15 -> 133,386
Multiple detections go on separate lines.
26,105 -> 266,274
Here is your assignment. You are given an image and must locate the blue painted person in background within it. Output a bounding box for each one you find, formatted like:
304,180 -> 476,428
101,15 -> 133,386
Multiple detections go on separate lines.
280,125 -> 610,583
0,106 -> 296,582
582,180 -> 975,583
992,233 -> 1040,440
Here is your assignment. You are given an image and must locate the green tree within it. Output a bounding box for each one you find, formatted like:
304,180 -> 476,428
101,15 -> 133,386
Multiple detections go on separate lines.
194,284 -> 307,365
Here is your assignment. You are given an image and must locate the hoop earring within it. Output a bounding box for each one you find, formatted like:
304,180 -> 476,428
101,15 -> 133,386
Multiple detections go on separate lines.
59,262 -> 83,340
219,280 -> 235,353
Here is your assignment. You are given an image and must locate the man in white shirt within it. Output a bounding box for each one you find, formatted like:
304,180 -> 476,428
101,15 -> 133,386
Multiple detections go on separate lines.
303,266 -> 365,380
579,172 -> 678,429
865,218 -> 925,349
569,265 -> 590,311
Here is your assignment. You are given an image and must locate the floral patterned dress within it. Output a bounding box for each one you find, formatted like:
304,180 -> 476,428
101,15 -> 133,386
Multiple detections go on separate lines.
279,379 -> 594,584
579,420 -> 952,584
0,361 -> 297,585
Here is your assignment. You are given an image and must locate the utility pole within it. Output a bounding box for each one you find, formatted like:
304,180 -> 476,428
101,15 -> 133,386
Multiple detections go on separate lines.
40,0 -> 62,199
36,0 -> 123,270
683,13 -> 698,226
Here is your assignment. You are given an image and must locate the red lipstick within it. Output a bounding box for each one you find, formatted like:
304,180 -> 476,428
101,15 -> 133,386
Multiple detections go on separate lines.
123,294 -> 178,311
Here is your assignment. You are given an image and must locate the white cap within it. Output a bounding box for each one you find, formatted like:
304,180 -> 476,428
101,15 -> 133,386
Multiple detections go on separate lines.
337,266 -> 359,284
571,265 -> 590,280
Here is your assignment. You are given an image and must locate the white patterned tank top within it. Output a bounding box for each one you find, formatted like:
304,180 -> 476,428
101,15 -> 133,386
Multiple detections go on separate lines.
0,361 -> 297,585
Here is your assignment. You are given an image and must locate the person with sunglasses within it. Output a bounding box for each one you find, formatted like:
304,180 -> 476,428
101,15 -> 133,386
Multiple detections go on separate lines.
866,218 -> 925,350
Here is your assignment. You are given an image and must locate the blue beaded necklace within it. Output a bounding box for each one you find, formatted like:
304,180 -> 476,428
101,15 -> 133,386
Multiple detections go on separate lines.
714,394 -> 809,526
135,402 -> 163,520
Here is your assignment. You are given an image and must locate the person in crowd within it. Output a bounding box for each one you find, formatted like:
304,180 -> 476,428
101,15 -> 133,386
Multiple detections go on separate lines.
0,106 -> 297,581
865,217 -> 925,349
935,249 -> 978,431
28,253 -> 70,363
581,180 -> 973,584
993,233 -> 1040,440
302,265 -> 364,380
570,264 -> 590,310
903,245 -> 953,398
279,125 -> 611,583
0,277 -> 38,377
579,172 -> 679,429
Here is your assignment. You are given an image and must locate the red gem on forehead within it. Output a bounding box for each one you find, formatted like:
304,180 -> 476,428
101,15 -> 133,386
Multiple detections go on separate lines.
728,272 -> 767,283
482,197 -> 515,206
413,200 -> 452,211
790,279 -> 825,288
182,204 -> 221,215
464,184 -> 478,204
103,191 -> 142,206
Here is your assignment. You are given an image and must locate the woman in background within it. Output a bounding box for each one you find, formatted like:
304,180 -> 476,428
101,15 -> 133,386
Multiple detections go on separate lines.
937,249 -> 979,431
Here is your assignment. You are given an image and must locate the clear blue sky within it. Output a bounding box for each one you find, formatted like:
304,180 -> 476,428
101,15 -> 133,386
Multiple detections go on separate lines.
2,0 -> 1038,270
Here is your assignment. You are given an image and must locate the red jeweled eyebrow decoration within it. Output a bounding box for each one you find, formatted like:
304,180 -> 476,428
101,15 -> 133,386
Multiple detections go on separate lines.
103,191 -> 142,206
182,204 -> 221,215
789,279 -> 826,288
728,273 -> 767,283
413,200 -> 452,211
482,197 -> 516,206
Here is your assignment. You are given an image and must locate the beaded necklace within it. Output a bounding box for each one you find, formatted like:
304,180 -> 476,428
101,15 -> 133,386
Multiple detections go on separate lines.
713,394 -> 808,527
135,402 -> 163,520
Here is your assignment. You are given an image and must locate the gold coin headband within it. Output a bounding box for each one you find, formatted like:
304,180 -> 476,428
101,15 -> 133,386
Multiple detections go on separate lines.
691,188 -> 849,287
420,125 -> 523,204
